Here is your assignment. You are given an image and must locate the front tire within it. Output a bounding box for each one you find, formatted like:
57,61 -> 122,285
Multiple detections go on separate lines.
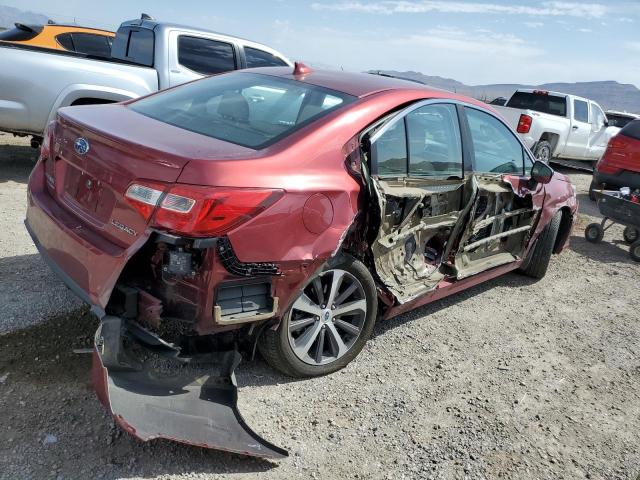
630,240 -> 640,262
623,226 -> 639,244
259,254 -> 377,378
519,211 -> 561,279
533,141 -> 552,163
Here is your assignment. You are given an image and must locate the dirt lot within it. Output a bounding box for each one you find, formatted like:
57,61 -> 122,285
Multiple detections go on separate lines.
0,132 -> 639,480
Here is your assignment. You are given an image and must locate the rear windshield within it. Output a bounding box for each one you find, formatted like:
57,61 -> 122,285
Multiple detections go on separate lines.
0,25 -> 43,42
129,72 -> 355,149
506,92 -> 567,117
607,114 -> 635,129
620,119 -> 640,141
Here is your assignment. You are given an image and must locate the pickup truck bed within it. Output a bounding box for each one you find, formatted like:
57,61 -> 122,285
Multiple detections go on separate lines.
0,42 -> 158,136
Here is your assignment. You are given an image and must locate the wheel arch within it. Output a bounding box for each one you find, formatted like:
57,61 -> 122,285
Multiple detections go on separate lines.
539,132 -> 561,155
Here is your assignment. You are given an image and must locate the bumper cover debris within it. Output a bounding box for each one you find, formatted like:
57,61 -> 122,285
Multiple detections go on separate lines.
91,316 -> 288,459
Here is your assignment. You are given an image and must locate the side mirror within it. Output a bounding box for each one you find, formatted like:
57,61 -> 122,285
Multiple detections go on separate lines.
603,120 -> 609,128
531,160 -> 554,184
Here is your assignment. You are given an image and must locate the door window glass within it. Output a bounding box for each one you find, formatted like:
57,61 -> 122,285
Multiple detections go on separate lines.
406,104 -> 462,177
373,120 -> 408,176
573,99 -> 589,123
590,103 -> 606,130
178,36 -> 236,75
245,47 -> 288,67
465,107 -> 524,174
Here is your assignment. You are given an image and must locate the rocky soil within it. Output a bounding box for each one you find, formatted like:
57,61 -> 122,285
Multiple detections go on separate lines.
1,132 -> 639,479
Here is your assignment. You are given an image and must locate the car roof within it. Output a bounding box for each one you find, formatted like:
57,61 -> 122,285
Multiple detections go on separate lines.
118,19 -> 286,58
242,67 -> 460,99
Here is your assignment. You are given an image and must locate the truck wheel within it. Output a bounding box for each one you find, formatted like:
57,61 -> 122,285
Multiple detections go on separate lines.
259,254 -> 377,378
533,141 -> 552,163
584,223 -> 604,243
631,240 -> 640,262
623,226 -> 639,244
519,211 -> 561,279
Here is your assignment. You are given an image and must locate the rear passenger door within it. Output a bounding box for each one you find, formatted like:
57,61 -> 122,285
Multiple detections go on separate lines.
168,31 -> 239,87
365,101 -> 467,302
564,98 -> 590,159
243,46 -> 289,68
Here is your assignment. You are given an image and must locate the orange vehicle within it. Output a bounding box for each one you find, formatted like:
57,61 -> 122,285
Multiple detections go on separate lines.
0,23 -> 114,57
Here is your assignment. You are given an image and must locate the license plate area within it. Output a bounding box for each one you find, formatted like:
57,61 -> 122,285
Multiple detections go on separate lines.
62,164 -> 115,223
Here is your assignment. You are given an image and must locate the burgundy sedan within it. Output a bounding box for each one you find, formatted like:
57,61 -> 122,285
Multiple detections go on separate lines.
26,64 -> 577,457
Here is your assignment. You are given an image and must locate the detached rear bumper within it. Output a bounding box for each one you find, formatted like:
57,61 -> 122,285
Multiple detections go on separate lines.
91,316 -> 287,459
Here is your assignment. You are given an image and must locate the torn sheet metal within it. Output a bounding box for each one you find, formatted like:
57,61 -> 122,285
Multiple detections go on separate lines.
92,316 -> 288,459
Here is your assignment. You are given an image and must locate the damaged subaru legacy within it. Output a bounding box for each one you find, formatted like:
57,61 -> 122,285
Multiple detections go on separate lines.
26,63 -> 577,458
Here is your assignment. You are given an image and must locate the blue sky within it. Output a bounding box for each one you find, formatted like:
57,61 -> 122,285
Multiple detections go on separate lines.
4,0 -> 640,86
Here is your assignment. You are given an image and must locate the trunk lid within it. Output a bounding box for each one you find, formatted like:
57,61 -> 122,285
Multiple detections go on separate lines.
52,104 -> 255,246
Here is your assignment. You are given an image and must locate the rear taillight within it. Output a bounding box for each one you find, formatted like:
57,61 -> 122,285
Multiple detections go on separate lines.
41,121 -> 56,188
596,135 -> 628,174
517,114 -> 532,134
124,181 -> 283,236
154,186 -> 283,237
125,182 -> 166,220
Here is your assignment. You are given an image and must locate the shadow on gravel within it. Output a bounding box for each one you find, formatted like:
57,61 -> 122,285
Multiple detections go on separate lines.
568,234 -> 634,264
373,271 -> 538,338
0,310 -> 278,478
0,142 -> 38,184
576,193 -> 600,217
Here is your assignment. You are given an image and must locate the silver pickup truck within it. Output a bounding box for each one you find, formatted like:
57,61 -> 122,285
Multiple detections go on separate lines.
0,16 -> 292,145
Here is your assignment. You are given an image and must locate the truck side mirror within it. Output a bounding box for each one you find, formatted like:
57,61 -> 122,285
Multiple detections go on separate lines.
531,160 -> 554,184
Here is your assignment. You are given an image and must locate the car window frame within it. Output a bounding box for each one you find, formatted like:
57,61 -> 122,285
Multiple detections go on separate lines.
368,99 -> 532,179
369,100 -> 469,178
243,46 -> 289,68
461,105 -> 528,177
177,34 -> 238,76
573,99 -> 590,123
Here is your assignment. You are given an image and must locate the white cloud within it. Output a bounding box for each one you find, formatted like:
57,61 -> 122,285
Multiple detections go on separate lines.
311,1 -> 608,18
578,28 -> 593,32
524,21 -> 544,28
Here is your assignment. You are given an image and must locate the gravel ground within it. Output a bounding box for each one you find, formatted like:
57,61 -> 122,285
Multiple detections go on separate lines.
1,132 -> 639,479
0,134 -> 82,334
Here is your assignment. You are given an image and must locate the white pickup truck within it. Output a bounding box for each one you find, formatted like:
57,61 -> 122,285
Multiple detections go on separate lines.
493,89 -> 619,162
0,16 -> 291,146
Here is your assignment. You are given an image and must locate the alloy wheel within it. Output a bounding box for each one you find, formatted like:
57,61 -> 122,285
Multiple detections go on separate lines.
287,268 -> 367,366
537,145 -> 550,162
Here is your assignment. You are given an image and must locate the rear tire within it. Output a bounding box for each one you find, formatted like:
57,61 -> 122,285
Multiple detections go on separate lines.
533,141 -> 552,163
623,226 -> 639,244
519,211 -> 561,279
584,223 -> 604,243
588,180 -> 597,201
631,240 -> 640,262
259,254 -> 377,378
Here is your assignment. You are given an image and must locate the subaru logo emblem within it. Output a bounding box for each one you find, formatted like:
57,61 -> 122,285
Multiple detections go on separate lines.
74,138 -> 90,155
324,311 -> 330,321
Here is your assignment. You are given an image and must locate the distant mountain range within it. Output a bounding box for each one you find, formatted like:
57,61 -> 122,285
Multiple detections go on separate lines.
370,70 -> 640,114
0,5 -> 49,28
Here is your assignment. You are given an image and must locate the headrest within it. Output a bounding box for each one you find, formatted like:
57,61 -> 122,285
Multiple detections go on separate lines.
217,91 -> 249,123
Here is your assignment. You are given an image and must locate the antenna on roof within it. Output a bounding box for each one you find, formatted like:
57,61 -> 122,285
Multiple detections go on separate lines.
141,13 -> 154,20
293,61 -> 312,76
